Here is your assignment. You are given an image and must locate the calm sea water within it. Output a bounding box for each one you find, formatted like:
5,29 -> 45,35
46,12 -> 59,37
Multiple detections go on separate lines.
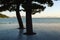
0,18 -> 60,40
0,17 -> 60,24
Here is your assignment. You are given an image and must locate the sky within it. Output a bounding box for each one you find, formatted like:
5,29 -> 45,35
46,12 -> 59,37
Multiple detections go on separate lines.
0,1 -> 60,18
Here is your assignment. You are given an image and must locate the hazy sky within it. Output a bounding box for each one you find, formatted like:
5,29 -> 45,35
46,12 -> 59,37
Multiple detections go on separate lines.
0,1 -> 60,18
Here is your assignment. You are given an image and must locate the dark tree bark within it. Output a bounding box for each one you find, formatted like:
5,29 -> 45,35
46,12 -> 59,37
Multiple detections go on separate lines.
24,0 -> 36,35
16,4 -> 24,29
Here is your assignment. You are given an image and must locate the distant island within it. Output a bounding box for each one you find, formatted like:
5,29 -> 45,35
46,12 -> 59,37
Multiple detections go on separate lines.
0,13 -> 9,18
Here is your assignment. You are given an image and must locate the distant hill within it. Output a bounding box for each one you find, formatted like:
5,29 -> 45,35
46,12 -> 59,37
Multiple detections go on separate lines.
0,14 -> 9,18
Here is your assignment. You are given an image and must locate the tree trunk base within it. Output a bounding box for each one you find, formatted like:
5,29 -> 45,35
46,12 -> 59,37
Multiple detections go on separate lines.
24,32 -> 36,35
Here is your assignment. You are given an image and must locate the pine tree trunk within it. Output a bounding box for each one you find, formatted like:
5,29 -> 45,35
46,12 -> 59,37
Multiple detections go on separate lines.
24,0 -> 36,35
26,8 -> 33,34
16,4 -> 24,29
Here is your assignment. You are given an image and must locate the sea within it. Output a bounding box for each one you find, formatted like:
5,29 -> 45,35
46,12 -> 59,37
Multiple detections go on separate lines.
0,17 -> 60,24
0,17 -> 60,40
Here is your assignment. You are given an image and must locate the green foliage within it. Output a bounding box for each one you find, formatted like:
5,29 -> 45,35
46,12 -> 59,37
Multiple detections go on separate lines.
22,0 -> 53,14
0,0 -> 54,14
